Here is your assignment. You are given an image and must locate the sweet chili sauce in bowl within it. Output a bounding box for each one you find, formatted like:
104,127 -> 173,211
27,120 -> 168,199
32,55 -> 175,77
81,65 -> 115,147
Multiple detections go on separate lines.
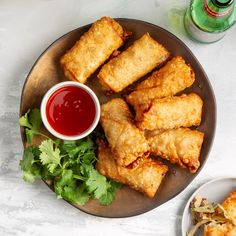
41,81 -> 100,140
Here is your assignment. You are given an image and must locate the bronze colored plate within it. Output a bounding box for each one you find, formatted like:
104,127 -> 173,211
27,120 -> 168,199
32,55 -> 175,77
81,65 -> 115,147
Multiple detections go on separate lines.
20,19 -> 216,218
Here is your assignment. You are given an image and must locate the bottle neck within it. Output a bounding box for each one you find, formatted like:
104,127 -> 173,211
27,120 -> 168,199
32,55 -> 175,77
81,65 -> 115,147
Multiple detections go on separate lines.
204,0 -> 234,17
213,0 -> 234,7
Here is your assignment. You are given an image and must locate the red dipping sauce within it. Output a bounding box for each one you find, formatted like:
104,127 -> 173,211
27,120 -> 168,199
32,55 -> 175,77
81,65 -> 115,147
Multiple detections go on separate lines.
46,85 -> 96,136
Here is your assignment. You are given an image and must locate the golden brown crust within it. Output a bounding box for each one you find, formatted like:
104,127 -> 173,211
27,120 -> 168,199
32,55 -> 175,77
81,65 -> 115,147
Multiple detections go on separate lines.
98,33 -> 170,92
60,17 -> 125,83
96,143 -> 168,198
100,98 -> 150,167
204,223 -> 236,236
222,191 -> 236,225
147,128 -> 204,173
136,93 -> 203,131
126,56 -> 195,108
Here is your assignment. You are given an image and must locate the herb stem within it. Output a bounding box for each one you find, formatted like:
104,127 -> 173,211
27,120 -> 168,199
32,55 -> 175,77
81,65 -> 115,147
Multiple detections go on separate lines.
34,131 -> 52,141
73,175 -> 86,181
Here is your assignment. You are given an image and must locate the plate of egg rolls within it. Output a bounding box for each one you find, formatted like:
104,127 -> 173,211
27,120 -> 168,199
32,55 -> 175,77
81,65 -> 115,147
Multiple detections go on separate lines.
20,17 -> 216,217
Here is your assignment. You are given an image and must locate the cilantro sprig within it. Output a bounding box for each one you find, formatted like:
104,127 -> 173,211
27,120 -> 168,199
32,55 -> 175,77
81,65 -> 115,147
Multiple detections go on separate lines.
19,108 -> 121,206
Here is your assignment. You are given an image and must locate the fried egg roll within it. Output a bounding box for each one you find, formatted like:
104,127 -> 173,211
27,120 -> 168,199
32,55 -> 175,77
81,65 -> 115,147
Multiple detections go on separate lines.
204,224 -> 236,236
60,17 -> 125,83
221,191 -> 236,225
126,56 -> 195,108
96,142 -> 168,198
100,98 -> 150,167
147,128 -> 204,173
204,191 -> 236,235
136,93 -> 203,130
98,33 -> 170,92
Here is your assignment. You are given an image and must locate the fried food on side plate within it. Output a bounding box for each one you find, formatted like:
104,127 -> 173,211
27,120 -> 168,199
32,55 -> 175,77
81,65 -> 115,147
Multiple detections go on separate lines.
100,98 -> 150,167
204,191 -> 236,236
98,33 -> 170,92
222,191 -> 236,225
60,17 -> 126,83
136,93 -> 203,131
204,223 -> 236,236
147,128 -> 204,173
96,141 -> 168,198
126,56 -> 195,109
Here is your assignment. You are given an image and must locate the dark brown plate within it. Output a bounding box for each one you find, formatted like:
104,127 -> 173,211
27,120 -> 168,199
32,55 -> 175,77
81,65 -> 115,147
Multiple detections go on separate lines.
20,18 -> 216,218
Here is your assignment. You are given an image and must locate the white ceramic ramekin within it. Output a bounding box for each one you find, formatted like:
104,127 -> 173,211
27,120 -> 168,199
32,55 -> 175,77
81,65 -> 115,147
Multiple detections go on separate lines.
40,81 -> 100,140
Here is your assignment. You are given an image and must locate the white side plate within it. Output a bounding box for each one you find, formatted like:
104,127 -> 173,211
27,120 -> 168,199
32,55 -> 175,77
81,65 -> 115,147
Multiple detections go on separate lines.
182,177 -> 236,236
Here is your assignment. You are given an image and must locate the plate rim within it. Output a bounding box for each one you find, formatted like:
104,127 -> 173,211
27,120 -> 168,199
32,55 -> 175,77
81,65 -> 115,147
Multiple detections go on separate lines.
181,177 -> 236,235
19,18 -> 217,218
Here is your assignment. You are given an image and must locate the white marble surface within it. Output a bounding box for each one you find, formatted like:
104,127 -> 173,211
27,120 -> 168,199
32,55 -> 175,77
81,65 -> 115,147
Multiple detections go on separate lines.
0,0 -> 236,235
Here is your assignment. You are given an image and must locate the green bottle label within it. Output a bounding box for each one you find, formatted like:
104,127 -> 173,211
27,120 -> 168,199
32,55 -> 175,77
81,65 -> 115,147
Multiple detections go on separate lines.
204,0 -> 233,17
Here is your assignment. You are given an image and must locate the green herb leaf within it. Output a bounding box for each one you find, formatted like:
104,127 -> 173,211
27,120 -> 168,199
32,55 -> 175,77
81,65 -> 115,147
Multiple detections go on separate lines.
54,139 -> 61,147
22,171 -> 37,183
60,137 -> 96,169
20,148 -> 35,171
54,170 -> 90,205
81,152 -> 97,164
19,108 -> 42,143
41,167 -> 54,180
28,108 -> 42,131
19,109 -> 32,129
75,183 -> 90,205
54,169 -> 74,198
110,180 -> 123,190
64,183 -> 90,205
79,163 -> 94,176
86,169 -> 110,199
20,147 -> 42,183
39,139 -> 61,173
25,129 -> 34,144
99,180 -> 122,205
99,189 -> 115,205
76,138 -> 94,153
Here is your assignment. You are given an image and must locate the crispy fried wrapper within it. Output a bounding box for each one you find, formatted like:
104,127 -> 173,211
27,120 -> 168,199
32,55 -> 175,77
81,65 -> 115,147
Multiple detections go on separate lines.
126,56 -> 195,108
60,17 -> 125,83
204,191 -> 236,236
221,191 -> 236,225
98,33 -> 170,92
204,224 -> 236,236
147,128 -> 204,173
136,93 -> 203,131
96,141 -> 168,198
100,98 -> 150,167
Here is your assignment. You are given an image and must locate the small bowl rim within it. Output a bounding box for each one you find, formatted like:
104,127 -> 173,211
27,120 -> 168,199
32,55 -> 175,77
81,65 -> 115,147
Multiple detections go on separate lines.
40,81 -> 100,140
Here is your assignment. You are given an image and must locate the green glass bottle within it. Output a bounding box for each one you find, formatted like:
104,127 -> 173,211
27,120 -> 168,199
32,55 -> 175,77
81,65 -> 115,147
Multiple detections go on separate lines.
184,0 -> 236,43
